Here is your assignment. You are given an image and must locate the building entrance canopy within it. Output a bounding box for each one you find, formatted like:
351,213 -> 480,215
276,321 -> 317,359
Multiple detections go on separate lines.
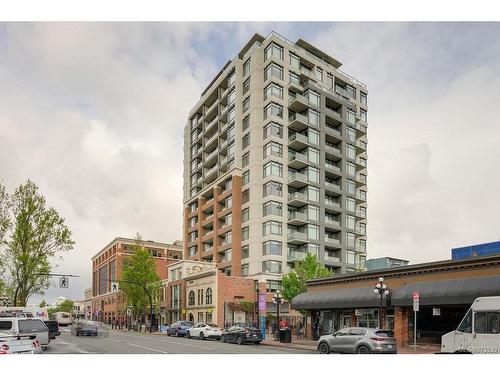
391,275 -> 500,306
292,275 -> 500,310
292,287 -> 383,310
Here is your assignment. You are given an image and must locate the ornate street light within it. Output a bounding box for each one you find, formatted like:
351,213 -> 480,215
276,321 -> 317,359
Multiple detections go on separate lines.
272,290 -> 284,336
373,276 -> 390,328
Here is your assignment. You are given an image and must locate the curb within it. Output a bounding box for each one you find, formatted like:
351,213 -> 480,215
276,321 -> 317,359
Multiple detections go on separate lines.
261,341 -> 317,352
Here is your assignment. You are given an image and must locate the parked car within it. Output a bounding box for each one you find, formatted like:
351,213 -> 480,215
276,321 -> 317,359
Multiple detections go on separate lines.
441,296 -> 500,353
187,323 -> 223,340
220,325 -> 262,345
44,320 -> 61,340
317,327 -> 397,354
0,317 -> 50,350
0,331 -> 42,354
166,321 -> 194,337
71,320 -> 99,336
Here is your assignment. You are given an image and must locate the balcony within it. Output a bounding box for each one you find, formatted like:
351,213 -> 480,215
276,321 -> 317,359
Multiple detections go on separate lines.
325,181 -> 342,193
205,131 -> 219,150
288,113 -> 309,132
288,152 -> 309,169
325,161 -> 341,174
299,66 -> 316,82
288,171 -> 309,188
325,124 -> 342,139
205,100 -> 218,119
324,254 -> 341,263
335,85 -> 349,98
325,143 -> 342,158
325,217 -> 342,229
325,200 -> 341,211
356,209 -> 366,219
288,81 -> 303,93
324,236 -> 341,248
356,140 -> 367,152
287,251 -> 307,263
205,165 -> 218,179
325,107 -> 342,122
288,210 -> 308,225
288,132 -> 309,150
205,148 -> 218,165
287,231 -> 308,244
356,191 -> 367,202
356,174 -> 367,186
356,121 -> 367,134
288,191 -> 308,207
288,94 -> 308,112
205,115 -> 219,134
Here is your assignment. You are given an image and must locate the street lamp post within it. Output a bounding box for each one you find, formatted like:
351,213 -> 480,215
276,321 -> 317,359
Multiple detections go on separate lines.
272,290 -> 284,339
373,276 -> 390,329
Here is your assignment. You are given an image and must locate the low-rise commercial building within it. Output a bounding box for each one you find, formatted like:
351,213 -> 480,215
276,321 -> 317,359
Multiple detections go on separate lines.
161,260 -> 258,328
91,237 -> 182,325
292,254 -> 500,345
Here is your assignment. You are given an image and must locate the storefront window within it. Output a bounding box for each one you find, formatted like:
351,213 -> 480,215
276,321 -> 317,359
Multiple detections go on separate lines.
386,308 -> 395,330
357,309 -> 378,328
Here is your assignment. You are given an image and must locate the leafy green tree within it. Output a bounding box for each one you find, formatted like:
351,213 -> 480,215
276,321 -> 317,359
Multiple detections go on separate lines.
282,253 -> 332,302
58,299 -> 74,313
1,180 -> 75,306
39,299 -> 47,308
121,234 -> 160,320
0,183 -> 11,296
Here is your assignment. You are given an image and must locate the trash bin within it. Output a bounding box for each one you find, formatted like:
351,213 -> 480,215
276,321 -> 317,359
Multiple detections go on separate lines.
279,328 -> 292,343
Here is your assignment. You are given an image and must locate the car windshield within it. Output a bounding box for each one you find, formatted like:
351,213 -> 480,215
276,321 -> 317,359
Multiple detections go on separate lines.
208,324 -> 219,328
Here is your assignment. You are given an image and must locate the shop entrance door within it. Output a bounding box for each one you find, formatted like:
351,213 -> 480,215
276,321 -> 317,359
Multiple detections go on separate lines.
341,314 -> 351,328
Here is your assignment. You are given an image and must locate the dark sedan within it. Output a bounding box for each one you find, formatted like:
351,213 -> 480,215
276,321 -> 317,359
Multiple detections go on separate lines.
220,325 -> 262,345
44,320 -> 61,340
71,321 -> 99,336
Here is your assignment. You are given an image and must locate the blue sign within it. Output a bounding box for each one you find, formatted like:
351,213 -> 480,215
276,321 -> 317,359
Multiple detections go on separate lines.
259,316 -> 266,339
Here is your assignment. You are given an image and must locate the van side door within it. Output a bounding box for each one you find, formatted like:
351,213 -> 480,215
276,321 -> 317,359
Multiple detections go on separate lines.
472,310 -> 500,354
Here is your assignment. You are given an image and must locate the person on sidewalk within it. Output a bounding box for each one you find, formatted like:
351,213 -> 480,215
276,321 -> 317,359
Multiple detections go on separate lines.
296,321 -> 303,339
279,319 -> 287,329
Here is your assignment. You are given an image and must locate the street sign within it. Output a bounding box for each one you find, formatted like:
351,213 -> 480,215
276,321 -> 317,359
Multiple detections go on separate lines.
412,291 -> 420,350
413,291 -> 420,302
111,282 -> 119,292
413,291 -> 420,311
59,276 -> 69,288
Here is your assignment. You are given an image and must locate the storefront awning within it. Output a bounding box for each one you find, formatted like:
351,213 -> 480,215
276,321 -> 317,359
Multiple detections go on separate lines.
291,287 -> 383,310
391,275 -> 500,306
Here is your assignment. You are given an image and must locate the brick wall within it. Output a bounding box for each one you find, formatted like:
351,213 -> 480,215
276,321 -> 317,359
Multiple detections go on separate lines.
216,272 -> 257,327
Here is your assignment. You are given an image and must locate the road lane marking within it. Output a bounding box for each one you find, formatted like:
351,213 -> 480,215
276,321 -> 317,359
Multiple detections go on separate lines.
126,343 -> 169,354
109,331 -> 216,351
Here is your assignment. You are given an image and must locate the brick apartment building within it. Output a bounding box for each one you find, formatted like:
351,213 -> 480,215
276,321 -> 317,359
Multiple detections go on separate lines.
292,254 -> 500,345
91,237 -> 182,324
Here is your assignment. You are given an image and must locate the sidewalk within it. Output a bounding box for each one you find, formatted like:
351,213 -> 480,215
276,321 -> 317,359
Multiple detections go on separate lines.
260,333 -> 441,354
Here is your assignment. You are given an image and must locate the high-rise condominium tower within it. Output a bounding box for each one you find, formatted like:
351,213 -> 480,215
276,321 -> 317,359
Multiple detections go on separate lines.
183,32 -> 368,291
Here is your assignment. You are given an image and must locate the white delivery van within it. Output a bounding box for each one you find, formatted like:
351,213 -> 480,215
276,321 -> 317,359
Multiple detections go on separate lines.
54,311 -> 72,326
441,296 -> 500,353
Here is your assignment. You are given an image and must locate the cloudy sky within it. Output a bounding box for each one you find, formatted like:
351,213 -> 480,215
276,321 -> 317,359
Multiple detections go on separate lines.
1,22 -> 499,304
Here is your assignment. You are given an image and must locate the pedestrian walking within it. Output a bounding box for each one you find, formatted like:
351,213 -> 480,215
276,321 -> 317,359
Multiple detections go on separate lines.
296,321 -> 303,339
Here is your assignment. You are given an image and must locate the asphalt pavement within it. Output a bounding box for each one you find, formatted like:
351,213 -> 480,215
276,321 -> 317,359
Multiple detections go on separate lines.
46,329 -> 314,354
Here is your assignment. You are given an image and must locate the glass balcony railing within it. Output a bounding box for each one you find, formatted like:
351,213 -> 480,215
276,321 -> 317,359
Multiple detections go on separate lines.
288,191 -> 307,202
288,231 -> 308,241
324,254 -> 341,263
288,171 -> 308,183
288,211 -> 308,221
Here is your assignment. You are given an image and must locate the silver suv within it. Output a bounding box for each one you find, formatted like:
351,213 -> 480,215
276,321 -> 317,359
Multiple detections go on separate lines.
317,327 -> 397,354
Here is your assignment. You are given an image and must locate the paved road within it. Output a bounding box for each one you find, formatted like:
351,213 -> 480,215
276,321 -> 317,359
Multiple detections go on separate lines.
46,329 -> 313,354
